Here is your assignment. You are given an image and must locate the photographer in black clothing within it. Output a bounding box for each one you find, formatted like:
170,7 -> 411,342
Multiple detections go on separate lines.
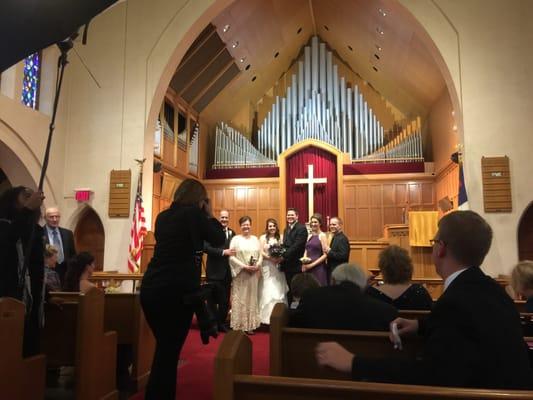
140,179 -> 225,400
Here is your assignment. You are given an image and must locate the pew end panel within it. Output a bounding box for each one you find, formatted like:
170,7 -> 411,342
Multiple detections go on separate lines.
75,288 -> 119,400
214,331 -> 253,400
0,297 -> 46,400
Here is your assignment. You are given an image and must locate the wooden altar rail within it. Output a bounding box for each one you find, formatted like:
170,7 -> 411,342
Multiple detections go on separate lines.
0,297 -> 46,400
90,272 -> 144,292
215,330 -> 533,400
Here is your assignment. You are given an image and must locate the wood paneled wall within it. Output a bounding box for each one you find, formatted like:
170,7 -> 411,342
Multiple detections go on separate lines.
435,162 -> 459,217
204,179 -> 282,236
343,177 -> 435,240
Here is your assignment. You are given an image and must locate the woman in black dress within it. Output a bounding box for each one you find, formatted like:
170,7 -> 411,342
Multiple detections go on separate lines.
366,245 -> 432,310
140,179 -> 225,399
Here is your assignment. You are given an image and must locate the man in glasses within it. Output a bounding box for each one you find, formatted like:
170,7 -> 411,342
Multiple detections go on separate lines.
316,211 -> 533,389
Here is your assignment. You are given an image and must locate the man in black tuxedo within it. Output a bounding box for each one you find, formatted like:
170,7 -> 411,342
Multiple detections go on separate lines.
325,216 -> 350,277
43,207 -> 76,285
204,209 -> 236,332
292,263 -> 397,330
278,208 -> 308,303
317,211 -> 533,389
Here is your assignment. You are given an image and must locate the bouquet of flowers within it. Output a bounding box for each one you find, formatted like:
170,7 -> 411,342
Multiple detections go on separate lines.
268,242 -> 287,258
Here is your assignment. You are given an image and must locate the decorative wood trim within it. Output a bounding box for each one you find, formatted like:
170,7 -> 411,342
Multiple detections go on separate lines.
278,139 -> 346,223
343,172 -> 435,182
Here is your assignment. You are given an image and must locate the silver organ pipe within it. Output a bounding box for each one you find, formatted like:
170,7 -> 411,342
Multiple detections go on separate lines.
214,36 -> 425,169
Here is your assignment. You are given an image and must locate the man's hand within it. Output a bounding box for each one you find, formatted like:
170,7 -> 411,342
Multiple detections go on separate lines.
223,248 -> 236,257
315,342 -> 354,374
389,317 -> 418,340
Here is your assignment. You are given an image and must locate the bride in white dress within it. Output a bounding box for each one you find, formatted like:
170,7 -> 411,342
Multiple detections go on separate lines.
259,218 -> 289,324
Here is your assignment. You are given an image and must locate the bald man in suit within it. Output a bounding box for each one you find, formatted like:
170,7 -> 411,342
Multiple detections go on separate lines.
43,207 -> 76,285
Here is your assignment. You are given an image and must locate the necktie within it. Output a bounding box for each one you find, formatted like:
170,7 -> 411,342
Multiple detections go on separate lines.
225,229 -> 229,240
52,229 -> 64,264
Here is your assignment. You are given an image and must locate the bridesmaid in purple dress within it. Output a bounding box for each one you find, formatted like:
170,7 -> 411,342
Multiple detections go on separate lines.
302,213 -> 328,286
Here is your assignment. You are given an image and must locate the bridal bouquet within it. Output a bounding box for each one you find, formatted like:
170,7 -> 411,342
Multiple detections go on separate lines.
268,243 -> 287,258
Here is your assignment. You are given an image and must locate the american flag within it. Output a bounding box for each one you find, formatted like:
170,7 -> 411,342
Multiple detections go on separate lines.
128,175 -> 147,273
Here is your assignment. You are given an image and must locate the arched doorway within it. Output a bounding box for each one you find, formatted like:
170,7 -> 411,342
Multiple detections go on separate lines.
74,207 -> 105,271
518,203 -> 533,261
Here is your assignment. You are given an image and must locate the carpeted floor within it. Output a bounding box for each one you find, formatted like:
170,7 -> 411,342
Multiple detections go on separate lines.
130,325 -> 269,400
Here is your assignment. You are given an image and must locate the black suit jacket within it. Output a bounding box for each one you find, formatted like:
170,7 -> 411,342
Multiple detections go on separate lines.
280,222 -> 307,273
43,225 -> 76,284
327,231 -> 350,271
291,281 -> 398,331
354,267 -> 533,389
204,228 -> 235,281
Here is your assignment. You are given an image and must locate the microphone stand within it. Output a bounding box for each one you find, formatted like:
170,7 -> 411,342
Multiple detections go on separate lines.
18,39 -> 72,295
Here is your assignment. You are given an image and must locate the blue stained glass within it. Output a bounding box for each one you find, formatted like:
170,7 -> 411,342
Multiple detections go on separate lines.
21,52 -> 40,109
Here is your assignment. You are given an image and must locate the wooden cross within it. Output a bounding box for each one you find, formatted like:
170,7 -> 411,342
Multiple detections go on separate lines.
295,164 -> 327,218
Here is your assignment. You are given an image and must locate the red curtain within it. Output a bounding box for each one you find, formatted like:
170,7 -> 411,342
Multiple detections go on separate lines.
285,146 -> 338,226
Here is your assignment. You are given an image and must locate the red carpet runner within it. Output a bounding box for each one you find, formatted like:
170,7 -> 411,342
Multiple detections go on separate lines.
130,326 -> 270,399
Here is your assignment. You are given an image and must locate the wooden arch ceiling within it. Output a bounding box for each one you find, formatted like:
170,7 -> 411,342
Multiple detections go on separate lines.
169,0 -> 446,130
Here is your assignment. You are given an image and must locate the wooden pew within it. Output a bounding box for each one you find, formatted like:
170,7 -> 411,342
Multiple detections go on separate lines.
270,303 -> 423,380
42,288 -> 118,400
49,291 -> 155,391
0,297 -> 46,400
216,330 -> 533,400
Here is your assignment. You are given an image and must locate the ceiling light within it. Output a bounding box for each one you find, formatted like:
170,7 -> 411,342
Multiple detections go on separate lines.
378,8 -> 387,17
239,57 -> 246,63
252,76 -> 257,82
274,51 -> 279,58
245,64 -> 251,71
451,110 -> 455,116
324,25 -> 329,31
452,124 -> 458,131
376,27 -> 384,35
373,66 -> 378,72
297,27 -> 302,34
348,45 -> 353,51
223,24 -> 230,33
232,41 -> 239,48
376,44 -> 382,51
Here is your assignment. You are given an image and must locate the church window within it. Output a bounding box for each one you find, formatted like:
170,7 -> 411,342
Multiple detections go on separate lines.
21,52 -> 41,109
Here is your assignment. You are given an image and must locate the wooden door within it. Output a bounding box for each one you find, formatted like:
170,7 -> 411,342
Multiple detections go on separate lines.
518,203 -> 533,261
74,208 -> 105,271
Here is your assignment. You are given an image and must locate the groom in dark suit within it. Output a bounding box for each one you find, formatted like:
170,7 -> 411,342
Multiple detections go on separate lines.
204,209 -> 235,332
316,211 -> 533,389
43,206 -> 76,285
279,208 -> 308,303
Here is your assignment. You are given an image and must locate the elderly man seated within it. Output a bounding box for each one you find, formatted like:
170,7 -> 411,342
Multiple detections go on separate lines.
291,262 -> 397,331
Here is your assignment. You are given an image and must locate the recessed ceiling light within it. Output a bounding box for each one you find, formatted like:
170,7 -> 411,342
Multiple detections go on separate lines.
378,8 -> 387,17
297,27 -> 302,34
252,76 -> 257,82
348,45 -> 353,51
373,66 -> 378,72
324,25 -> 329,31
223,24 -> 230,33
239,57 -> 246,63
245,64 -> 251,71
452,124 -> 458,131
232,41 -> 239,48
451,110 -> 455,116
376,44 -> 382,51
374,54 -> 380,60
376,27 -> 384,35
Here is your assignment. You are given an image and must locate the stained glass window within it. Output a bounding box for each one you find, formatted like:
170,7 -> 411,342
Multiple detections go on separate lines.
21,52 -> 41,109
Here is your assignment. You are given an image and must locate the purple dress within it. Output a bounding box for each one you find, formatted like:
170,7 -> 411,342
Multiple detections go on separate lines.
305,234 -> 328,286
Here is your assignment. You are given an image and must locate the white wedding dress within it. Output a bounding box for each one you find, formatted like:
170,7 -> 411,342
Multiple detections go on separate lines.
259,235 -> 289,324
